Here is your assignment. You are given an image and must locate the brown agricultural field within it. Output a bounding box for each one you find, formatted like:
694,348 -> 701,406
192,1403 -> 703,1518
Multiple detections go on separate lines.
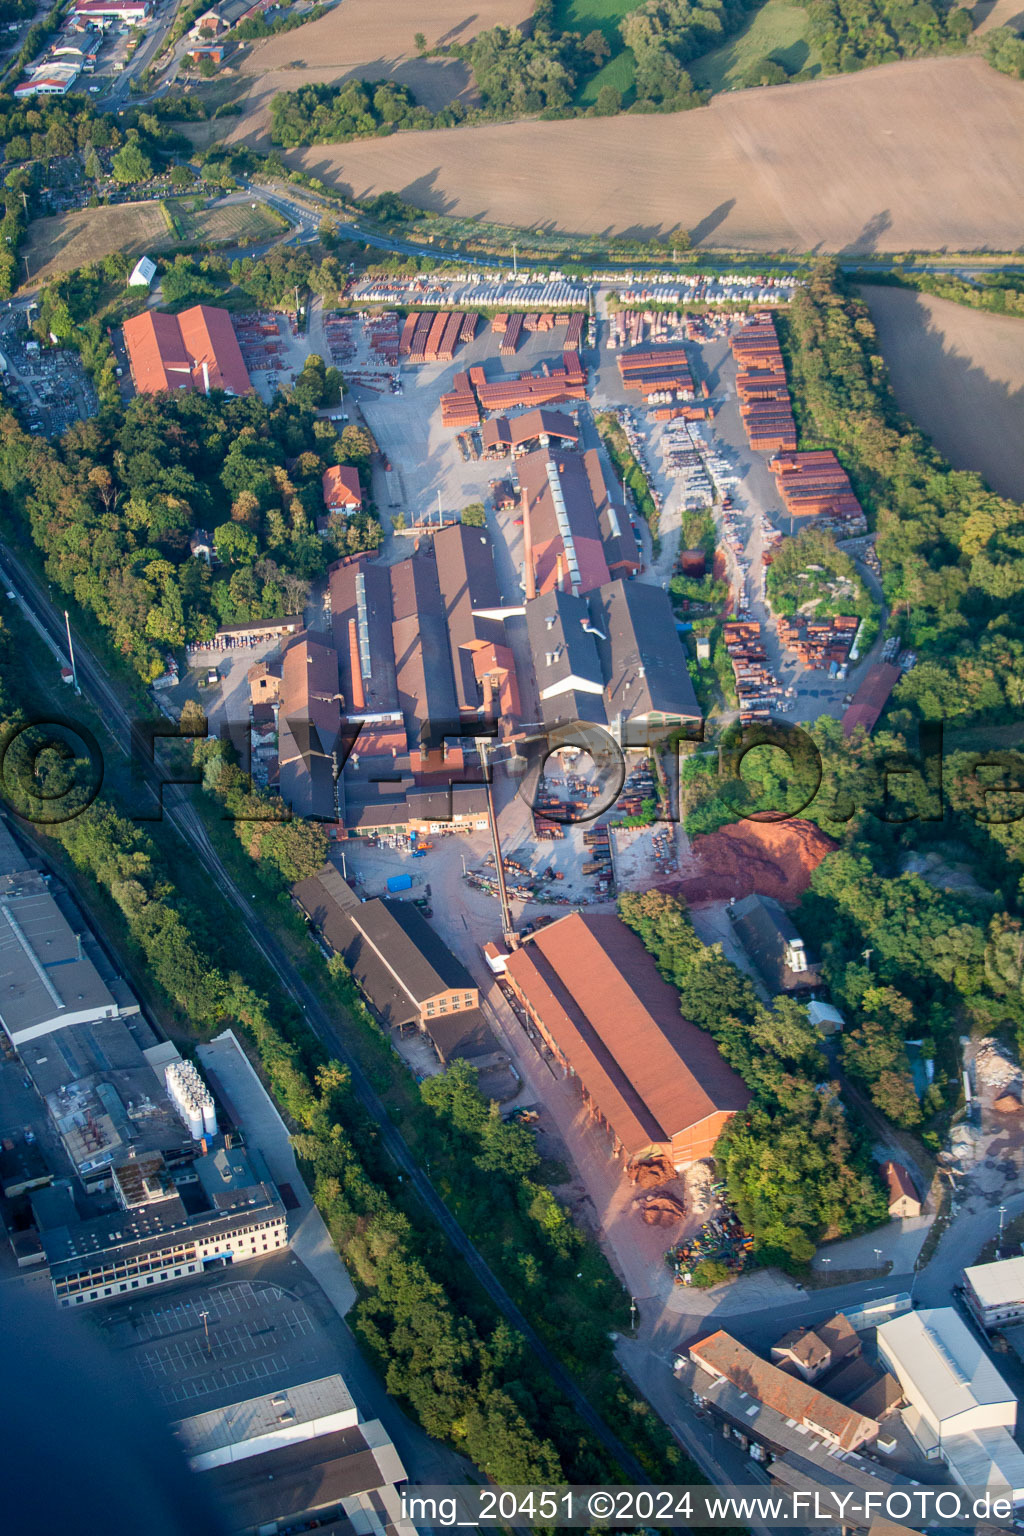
862,285 -> 1024,502
251,57 -> 1024,253
229,0 -> 530,150
20,201 -> 173,286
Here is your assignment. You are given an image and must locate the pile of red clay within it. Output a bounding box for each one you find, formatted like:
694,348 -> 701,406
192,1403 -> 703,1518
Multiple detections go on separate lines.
665,818 -> 837,908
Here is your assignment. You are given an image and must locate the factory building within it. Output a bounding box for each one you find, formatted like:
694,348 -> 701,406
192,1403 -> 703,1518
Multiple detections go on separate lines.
504,913 -> 747,1169
122,305 -> 251,397
877,1307 -> 1024,1499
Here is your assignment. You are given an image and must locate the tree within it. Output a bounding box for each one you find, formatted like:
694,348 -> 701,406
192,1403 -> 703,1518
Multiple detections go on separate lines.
461,502 -> 486,527
170,164 -> 193,189
111,139 -> 152,184
413,30 -> 427,53
594,84 -> 622,115
582,28 -> 610,66
198,56 -> 217,78
84,148 -> 102,181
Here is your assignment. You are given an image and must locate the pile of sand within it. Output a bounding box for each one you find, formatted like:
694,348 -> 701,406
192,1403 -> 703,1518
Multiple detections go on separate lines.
666,819 -> 836,907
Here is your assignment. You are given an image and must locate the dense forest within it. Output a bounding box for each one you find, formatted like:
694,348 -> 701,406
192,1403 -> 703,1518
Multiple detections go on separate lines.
0,392 -> 380,680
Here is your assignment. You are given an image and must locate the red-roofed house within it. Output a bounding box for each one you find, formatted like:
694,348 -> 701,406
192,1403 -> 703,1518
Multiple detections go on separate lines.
322,465 -> 363,515
122,305 -> 251,397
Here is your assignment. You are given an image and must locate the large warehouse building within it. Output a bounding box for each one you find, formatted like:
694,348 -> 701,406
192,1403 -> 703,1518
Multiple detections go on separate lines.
876,1307 -> 1024,1499
122,304 -> 251,396
518,446 -> 639,599
503,912 -> 748,1169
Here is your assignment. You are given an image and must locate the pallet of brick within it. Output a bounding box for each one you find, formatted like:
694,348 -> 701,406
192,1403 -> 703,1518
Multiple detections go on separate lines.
459,311 -> 478,342
407,312 -> 432,363
562,350 -> 585,383
437,310 -> 463,362
523,313 -> 539,332
500,312 -> 523,355
492,313 -> 509,334
424,310 -> 449,362
565,312 -> 584,348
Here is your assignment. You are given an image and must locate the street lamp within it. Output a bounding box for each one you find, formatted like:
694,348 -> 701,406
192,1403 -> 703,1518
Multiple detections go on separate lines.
874,1248 -> 883,1270
199,1307 -> 211,1357
822,1257 -> 831,1271
1000,1205 -> 1008,1236
630,1296 -> 637,1331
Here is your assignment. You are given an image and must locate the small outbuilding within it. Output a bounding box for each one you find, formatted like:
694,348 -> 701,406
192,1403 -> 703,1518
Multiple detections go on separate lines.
128,255 -> 157,288
882,1159 -> 921,1218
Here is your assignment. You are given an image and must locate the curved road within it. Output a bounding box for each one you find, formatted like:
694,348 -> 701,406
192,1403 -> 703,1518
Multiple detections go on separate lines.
0,538 -> 649,1485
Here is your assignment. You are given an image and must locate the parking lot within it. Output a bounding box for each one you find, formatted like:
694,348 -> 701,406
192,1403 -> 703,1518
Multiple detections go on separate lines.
93,1256 -> 348,1413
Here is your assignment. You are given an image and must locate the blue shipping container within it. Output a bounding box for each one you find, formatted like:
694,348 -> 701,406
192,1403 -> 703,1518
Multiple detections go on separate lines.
387,873 -> 413,892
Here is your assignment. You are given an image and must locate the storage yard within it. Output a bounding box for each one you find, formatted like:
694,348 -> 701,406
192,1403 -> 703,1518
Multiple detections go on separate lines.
263,59 -> 1024,252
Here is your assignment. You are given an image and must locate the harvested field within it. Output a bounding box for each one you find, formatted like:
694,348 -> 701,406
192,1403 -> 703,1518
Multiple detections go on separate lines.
228,0 -> 529,149
274,58 -> 1024,251
170,199 -> 288,244
862,286 -> 1024,502
666,819 -> 837,907
20,201 -> 173,285
971,0 -> 1024,31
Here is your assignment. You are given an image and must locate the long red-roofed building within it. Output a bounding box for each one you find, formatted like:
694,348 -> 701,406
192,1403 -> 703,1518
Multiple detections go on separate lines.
122,305 -> 251,397
503,912 -> 748,1168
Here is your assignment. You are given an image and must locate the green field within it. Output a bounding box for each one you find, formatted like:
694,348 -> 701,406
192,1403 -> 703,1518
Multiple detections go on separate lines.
578,46 -> 637,102
689,0 -> 818,90
167,199 -> 290,244
553,0 -> 641,42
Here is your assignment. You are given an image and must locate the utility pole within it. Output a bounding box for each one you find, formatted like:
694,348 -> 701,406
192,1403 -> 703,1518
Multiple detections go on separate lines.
64,610 -> 79,693
480,738 -> 515,947
437,488 -> 443,526
512,242 -> 517,279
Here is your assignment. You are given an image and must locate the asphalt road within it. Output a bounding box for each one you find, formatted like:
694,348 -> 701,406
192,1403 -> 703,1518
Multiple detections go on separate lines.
0,538 -> 649,1485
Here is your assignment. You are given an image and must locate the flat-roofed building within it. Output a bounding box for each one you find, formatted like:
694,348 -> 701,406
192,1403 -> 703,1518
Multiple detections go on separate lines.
0,870 -> 138,1048
122,305 -> 251,397
877,1307 -> 1024,1499
964,1255 -> 1024,1332
504,912 -> 748,1169
45,1142 -> 287,1308
690,1330 -> 879,1452
176,1375 -> 416,1536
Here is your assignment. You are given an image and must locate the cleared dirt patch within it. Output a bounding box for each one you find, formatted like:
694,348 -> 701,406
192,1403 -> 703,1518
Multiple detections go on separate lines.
21,201 -> 173,285
229,0 -> 528,150
666,819 -> 837,907
275,57 -> 1024,252
862,285 -> 1024,502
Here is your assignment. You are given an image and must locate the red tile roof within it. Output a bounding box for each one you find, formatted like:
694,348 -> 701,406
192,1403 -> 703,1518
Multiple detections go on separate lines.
122,305 -> 251,397
842,662 -> 901,738
882,1160 -> 919,1207
322,465 -> 363,510
504,913 -> 748,1158
691,1331 -> 879,1450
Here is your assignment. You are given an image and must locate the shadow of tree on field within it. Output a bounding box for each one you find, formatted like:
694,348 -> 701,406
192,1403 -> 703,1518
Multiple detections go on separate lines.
690,199 -> 736,246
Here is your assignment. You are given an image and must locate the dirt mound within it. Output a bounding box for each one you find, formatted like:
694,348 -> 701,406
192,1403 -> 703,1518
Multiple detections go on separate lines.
667,819 -> 836,908
637,1194 -> 686,1226
628,1155 -> 676,1186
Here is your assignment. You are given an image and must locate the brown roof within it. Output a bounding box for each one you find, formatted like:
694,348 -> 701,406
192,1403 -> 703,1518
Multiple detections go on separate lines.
328,553 -> 398,717
690,1331 -> 879,1451
881,1160 -> 918,1207
817,1312 -> 860,1364
518,447 -> 611,596
122,305 -> 251,397
504,913 -> 748,1158
431,522 -> 505,712
774,1327 -> 831,1373
322,464 -> 362,510
277,636 -> 341,820
843,662 -> 902,738
390,554 -> 458,746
